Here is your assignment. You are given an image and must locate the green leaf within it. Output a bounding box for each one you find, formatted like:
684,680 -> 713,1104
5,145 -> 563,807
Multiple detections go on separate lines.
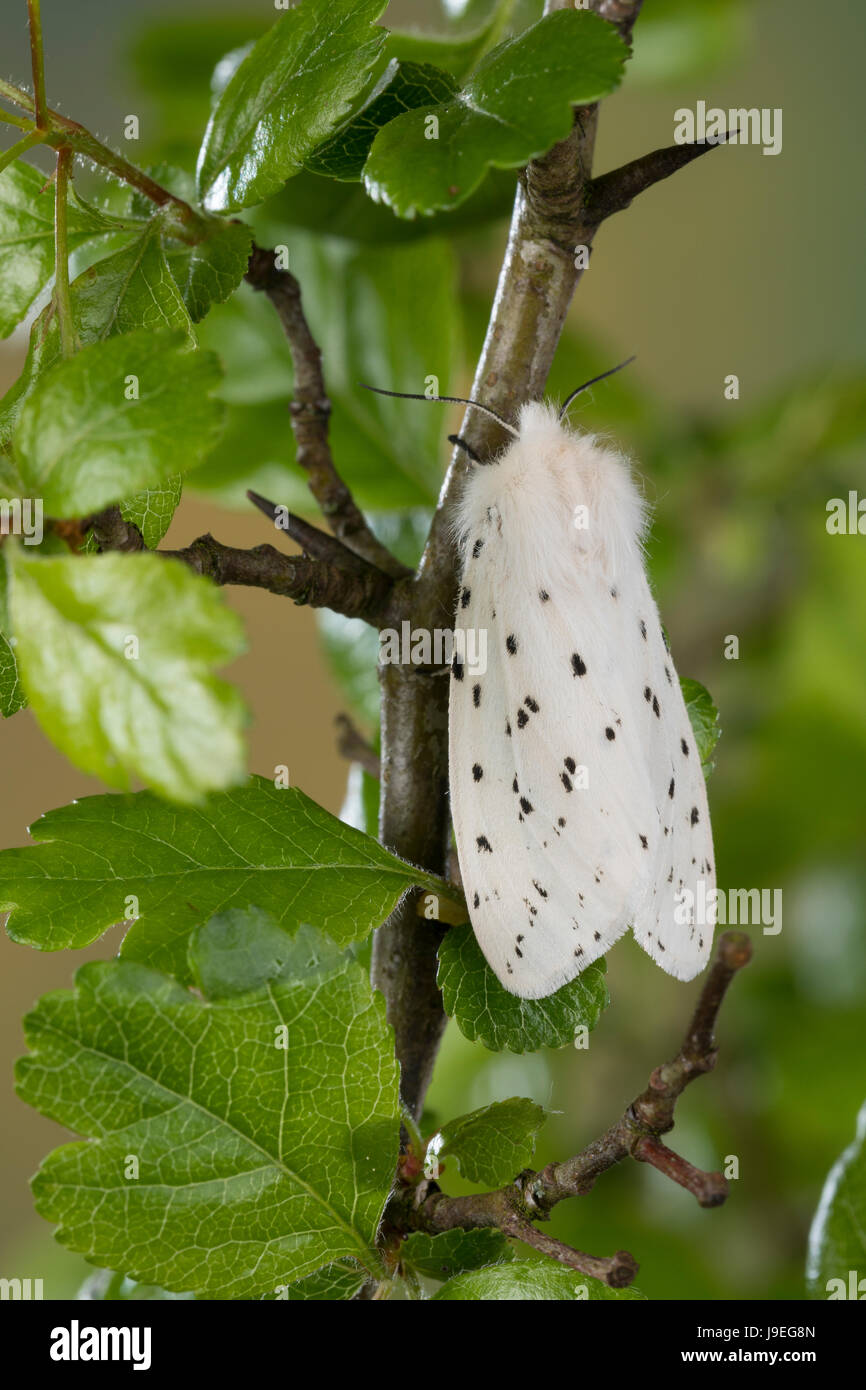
187,911 -> 346,999
400,1229 -> 513,1282
681,677 -> 721,773
197,0 -> 388,212
283,1260 -> 367,1300
0,227 -> 196,447
0,556 -> 26,717
429,1098 -> 546,1186
16,913 -> 400,1299
0,776 -> 456,980
807,1100 -> 866,1300
364,10 -> 627,217
166,219 -> 253,322
0,159 -> 116,338
305,59 -> 457,181
6,548 -> 246,804
118,476 -> 183,551
438,925 -> 608,1052
13,328 -> 222,516
432,1260 -> 645,1300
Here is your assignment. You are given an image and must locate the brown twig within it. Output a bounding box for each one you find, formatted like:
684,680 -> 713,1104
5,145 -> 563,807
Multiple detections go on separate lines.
85,506 -> 146,554
244,245 -> 411,581
501,1212 -> 638,1288
388,933 -> 751,1285
84,502 -> 395,624
159,533 -> 393,622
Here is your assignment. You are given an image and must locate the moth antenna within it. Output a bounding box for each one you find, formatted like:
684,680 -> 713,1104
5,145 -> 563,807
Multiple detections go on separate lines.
558,356 -> 637,421
358,382 -> 519,438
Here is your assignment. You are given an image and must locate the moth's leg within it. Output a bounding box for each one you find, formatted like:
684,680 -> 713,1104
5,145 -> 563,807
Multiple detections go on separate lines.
448,433 -> 482,464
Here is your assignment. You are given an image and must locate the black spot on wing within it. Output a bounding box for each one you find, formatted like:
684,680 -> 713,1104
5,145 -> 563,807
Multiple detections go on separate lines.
476,835 -> 492,852
605,726 -> 616,740
571,652 -> 587,677
472,763 -> 483,781
472,683 -> 481,707
506,634 -> 518,655
460,587 -> 471,608
539,589 -> 550,602
472,538 -> 484,558
452,656 -> 464,681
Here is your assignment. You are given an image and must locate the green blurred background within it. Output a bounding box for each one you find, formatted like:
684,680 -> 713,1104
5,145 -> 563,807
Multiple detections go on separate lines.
1,0 -> 864,1300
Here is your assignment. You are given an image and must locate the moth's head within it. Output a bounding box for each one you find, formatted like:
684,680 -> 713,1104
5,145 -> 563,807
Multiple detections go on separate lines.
515,399 -> 566,445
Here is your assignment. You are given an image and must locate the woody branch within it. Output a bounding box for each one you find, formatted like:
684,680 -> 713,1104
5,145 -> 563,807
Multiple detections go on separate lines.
386,933 -> 752,1288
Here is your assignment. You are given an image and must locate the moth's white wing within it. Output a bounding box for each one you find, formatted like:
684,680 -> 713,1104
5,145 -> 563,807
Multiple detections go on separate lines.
449,404 -> 715,998
628,585 -> 716,979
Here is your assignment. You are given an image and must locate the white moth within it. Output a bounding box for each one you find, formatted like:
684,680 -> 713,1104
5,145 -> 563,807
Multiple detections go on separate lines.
448,390 -> 715,998
360,373 -> 716,1000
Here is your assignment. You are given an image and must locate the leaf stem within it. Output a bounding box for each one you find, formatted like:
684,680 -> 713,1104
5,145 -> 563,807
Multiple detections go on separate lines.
0,74 -> 206,239
0,108 -> 33,131
0,75 -> 36,115
27,0 -> 49,129
54,147 -> 76,359
0,126 -> 45,177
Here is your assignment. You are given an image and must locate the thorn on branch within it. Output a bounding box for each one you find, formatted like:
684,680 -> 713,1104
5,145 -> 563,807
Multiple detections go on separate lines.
244,244 -> 411,582
586,136 -> 732,225
246,490 -> 386,577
